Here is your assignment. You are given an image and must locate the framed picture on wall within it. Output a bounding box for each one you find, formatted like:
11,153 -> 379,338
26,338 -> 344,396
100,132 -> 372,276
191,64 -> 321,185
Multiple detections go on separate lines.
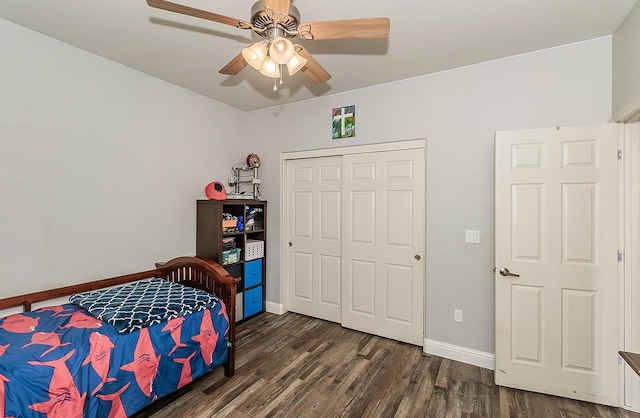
332,105 -> 355,139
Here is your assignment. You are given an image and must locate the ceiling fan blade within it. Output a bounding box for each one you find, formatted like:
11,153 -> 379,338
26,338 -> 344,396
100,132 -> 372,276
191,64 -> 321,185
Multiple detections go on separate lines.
296,46 -> 331,85
147,0 -> 243,28
219,53 -> 248,75
298,17 -> 390,40
263,0 -> 290,15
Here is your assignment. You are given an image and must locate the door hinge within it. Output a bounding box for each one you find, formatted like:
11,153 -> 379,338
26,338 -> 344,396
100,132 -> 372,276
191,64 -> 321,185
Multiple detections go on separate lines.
618,149 -> 623,160
618,250 -> 623,262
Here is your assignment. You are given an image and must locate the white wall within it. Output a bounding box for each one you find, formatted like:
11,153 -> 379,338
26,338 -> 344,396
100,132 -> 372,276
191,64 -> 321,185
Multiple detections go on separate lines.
0,19 -> 242,298
613,1 -> 640,116
246,37 -> 613,354
0,15 -> 615,356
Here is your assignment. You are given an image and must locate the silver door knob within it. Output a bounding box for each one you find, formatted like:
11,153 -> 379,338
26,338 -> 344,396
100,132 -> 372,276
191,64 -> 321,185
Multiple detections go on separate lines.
499,268 -> 519,277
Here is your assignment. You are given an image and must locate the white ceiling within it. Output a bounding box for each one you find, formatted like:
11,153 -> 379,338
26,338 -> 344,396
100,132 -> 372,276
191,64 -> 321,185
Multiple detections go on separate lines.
0,0 -> 636,111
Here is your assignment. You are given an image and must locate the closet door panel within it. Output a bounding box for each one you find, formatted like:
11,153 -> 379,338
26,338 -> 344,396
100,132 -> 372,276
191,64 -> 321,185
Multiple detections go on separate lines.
286,156 -> 343,323
342,149 -> 425,345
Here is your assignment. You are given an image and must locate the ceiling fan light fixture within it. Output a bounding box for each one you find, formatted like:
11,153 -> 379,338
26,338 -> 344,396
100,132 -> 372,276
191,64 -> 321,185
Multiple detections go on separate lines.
259,56 -> 281,78
286,52 -> 307,76
242,42 -> 268,70
269,36 -> 295,65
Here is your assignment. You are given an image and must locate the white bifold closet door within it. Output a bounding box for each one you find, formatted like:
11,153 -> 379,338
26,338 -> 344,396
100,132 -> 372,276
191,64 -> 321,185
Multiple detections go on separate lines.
286,147 -> 425,346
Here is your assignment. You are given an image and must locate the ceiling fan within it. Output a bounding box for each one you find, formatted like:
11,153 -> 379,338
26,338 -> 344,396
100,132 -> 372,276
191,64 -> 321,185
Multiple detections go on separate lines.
147,0 -> 390,88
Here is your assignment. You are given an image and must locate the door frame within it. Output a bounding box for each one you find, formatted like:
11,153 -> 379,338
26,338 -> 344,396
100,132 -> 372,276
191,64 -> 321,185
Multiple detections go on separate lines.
612,97 -> 640,124
623,122 -> 640,412
280,139 -> 427,321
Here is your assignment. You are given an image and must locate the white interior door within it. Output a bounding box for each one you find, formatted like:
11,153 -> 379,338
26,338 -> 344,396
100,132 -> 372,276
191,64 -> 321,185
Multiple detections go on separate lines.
286,156 -> 343,322
495,124 -> 621,406
341,149 -> 425,345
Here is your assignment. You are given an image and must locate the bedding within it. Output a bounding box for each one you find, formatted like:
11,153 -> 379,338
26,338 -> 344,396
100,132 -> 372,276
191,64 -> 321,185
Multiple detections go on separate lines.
0,288 -> 230,417
69,278 -> 219,333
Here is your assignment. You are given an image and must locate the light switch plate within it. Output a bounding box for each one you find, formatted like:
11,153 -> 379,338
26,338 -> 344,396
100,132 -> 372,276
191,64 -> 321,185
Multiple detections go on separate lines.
465,230 -> 480,243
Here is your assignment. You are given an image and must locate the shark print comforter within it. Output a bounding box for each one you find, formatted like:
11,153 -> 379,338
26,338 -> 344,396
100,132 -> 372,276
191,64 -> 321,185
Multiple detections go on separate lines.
0,300 -> 229,417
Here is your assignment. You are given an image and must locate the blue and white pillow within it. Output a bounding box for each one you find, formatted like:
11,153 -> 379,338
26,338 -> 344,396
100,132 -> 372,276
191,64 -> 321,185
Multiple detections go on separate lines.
70,278 -> 218,333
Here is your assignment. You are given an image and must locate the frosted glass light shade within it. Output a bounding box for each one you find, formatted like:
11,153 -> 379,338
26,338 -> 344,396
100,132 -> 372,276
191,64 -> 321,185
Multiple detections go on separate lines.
269,37 -> 295,65
259,56 -> 281,78
242,42 -> 267,70
286,52 -> 308,75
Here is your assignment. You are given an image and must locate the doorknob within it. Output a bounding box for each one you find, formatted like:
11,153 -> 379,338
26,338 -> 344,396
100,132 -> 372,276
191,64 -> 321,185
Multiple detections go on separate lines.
499,268 -> 519,277
288,242 -> 292,247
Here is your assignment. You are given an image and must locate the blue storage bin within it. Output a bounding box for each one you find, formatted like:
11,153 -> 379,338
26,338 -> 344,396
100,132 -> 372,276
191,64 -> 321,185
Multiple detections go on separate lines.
244,259 -> 263,288
244,285 -> 263,318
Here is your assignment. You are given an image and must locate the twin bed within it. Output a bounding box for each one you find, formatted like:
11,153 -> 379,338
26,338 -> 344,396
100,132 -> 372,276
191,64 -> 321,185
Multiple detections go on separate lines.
0,256 -> 238,417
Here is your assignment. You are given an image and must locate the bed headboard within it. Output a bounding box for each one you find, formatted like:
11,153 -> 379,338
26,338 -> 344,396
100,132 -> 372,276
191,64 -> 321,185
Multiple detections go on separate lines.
155,256 -> 238,309
0,256 -> 238,317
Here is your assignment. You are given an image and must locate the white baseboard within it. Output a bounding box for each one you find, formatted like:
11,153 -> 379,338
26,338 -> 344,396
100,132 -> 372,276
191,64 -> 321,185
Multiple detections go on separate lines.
424,338 -> 495,370
260,307 -> 494,369
266,301 -> 285,315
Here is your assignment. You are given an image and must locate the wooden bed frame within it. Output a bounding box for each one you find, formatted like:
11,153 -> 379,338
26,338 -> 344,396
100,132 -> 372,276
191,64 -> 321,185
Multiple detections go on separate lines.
0,255 -> 239,377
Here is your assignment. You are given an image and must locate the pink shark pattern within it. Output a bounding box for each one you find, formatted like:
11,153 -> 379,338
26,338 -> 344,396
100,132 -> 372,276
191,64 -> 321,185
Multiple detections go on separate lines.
23,332 -> 72,357
173,351 -> 196,389
82,332 -> 116,395
0,313 -> 39,333
36,306 -> 76,317
218,301 -> 229,326
120,328 -> 160,397
0,343 -> 9,357
96,382 -> 130,418
0,373 -> 9,418
192,309 -> 218,366
27,350 -> 87,418
162,316 -> 186,355
59,311 -> 101,330
217,301 -> 230,338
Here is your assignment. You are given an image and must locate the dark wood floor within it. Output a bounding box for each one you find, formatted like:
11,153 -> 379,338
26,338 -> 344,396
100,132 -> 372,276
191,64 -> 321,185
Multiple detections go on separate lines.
136,312 -> 640,418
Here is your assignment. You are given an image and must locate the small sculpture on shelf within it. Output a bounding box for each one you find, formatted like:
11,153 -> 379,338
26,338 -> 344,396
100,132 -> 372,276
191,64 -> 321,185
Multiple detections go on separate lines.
205,181 -> 227,200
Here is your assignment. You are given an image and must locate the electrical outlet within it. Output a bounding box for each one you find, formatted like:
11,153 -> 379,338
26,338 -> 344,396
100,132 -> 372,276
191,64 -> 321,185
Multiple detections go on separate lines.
454,309 -> 463,323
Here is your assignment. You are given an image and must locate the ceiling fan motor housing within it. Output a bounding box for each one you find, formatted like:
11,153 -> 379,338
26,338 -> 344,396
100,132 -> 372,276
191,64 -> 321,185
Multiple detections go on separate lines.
250,1 -> 300,38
